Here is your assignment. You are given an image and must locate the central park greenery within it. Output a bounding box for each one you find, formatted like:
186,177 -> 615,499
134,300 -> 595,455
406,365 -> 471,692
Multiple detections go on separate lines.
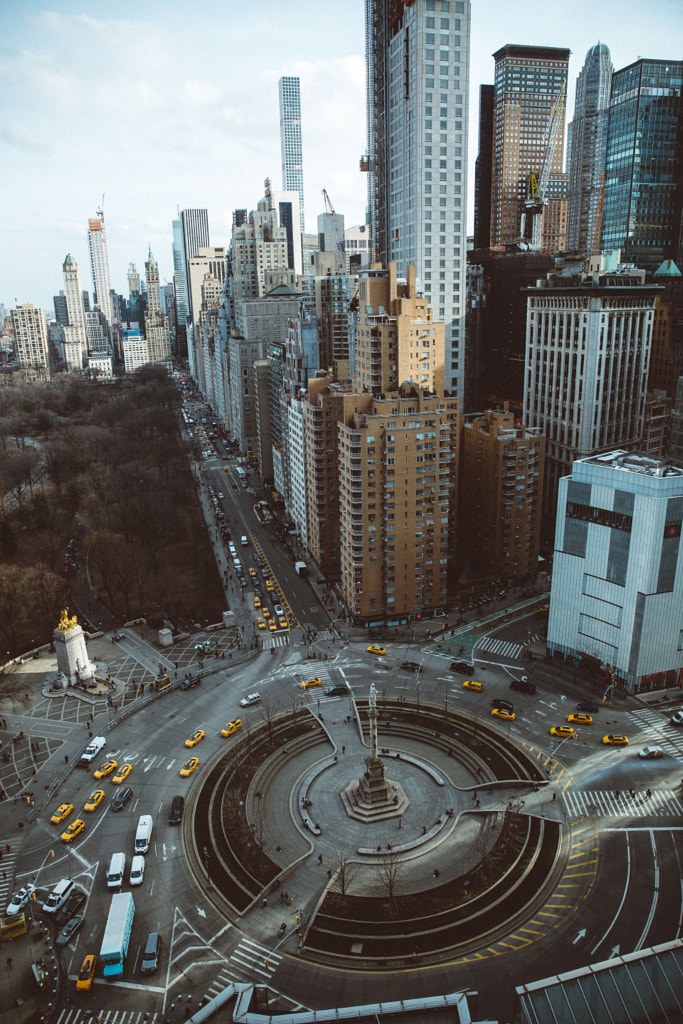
0,367 -> 224,660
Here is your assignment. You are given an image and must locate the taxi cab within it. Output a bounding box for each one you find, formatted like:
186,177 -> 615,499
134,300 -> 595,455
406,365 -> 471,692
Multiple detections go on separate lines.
491,707 -> 515,721
301,678 -> 322,690
76,954 -> 97,991
61,818 -> 86,843
268,619 -> 277,631
463,680 -> 482,691
93,760 -> 118,779
254,596 -> 261,609
567,714 -> 593,725
256,617 -> 266,630
50,803 -> 74,825
84,790 -> 105,812
602,734 -> 629,746
180,758 -> 200,776
367,645 -> 386,656
278,616 -> 288,629
185,729 -> 205,748
220,719 -> 242,737
550,726 -> 575,738
112,763 -> 133,785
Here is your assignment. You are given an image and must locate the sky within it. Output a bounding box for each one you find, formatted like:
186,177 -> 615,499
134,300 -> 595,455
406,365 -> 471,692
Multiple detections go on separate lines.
2,0 -> 682,312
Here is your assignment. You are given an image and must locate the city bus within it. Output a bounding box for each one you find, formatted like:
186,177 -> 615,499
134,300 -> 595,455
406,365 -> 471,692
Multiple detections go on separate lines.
100,892 -> 135,979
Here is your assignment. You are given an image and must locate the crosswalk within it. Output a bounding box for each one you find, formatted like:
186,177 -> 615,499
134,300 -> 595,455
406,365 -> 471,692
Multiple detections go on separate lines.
629,708 -> 683,763
474,636 -> 524,660
564,788 -> 683,819
227,937 -> 283,981
57,1012 -> 161,1024
0,834 -> 26,910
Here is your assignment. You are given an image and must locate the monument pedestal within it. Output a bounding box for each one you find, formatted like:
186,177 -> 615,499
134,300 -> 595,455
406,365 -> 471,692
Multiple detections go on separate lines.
341,754 -> 410,822
54,611 -> 95,687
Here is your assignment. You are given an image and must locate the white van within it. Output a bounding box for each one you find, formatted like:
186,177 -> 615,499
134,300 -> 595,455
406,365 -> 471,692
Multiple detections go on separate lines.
106,852 -> 125,890
78,736 -> 106,768
130,855 -> 145,887
240,535 -> 248,546
134,815 -> 153,855
42,877 -> 75,914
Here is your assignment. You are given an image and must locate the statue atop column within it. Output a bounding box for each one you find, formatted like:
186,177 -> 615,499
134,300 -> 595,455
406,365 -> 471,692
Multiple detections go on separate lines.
341,683 -> 409,821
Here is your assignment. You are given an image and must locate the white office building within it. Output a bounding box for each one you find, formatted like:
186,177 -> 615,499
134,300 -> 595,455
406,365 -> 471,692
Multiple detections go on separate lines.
122,329 -> 149,374
548,451 -> 683,694
366,0 -> 471,399
279,76 -> 305,233
87,217 -> 113,325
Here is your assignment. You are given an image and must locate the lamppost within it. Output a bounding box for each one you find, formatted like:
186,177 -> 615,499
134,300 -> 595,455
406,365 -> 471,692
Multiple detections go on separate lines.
202,845 -> 211,888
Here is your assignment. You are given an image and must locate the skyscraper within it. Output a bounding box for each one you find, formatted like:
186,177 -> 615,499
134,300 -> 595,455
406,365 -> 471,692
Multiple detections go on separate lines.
278,76 -> 305,233
144,249 -> 172,365
10,304 -> 49,372
473,84 -> 494,249
566,43 -> 613,254
181,208 -> 210,325
366,0 -> 471,400
601,59 -> 683,270
489,44 -> 570,250
62,253 -> 88,356
172,217 -> 189,327
87,216 -> 113,325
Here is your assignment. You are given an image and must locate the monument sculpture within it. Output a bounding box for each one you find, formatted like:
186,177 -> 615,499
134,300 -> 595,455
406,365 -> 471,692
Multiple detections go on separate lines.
341,683 -> 409,821
53,608 -> 95,688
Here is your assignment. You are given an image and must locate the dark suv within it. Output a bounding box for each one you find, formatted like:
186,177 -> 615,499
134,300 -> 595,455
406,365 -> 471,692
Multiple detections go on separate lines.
510,678 -> 536,695
450,661 -> 474,674
325,684 -> 348,697
111,786 -> 133,812
56,888 -> 86,923
141,931 -> 162,974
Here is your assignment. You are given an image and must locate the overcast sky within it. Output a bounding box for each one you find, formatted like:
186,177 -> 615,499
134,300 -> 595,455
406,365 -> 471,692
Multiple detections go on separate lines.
2,0 -> 681,311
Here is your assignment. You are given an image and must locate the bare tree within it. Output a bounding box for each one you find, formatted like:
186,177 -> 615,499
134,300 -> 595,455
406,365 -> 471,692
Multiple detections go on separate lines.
332,848 -> 358,898
377,851 -> 402,913
260,694 -> 280,748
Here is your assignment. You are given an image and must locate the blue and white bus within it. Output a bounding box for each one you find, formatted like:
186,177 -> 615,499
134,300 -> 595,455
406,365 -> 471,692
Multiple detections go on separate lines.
235,467 -> 246,482
100,892 -> 135,979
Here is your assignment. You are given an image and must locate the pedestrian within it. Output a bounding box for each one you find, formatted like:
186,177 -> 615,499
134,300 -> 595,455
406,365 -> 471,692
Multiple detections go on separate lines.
614,790 -> 620,799
472,791 -> 477,801
398,818 -> 403,829
318,853 -> 323,864
6,956 -> 12,969
64,754 -> 69,764
5,844 -> 10,853
552,792 -> 557,801
342,745 -> 345,754
646,788 -> 652,798
433,869 -> 439,878
475,798 -> 480,808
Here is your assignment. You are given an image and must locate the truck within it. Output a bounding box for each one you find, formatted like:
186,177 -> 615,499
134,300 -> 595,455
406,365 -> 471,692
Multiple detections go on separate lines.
78,736 -> 106,768
295,562 -> 308,577
100,892 -> 135,979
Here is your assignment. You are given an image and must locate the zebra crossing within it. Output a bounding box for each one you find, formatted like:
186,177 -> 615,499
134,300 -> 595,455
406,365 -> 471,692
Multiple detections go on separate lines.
227,937 -> 283,981
629,708 -> 683,762
56,1012 -> 161,1024
564,788 -> 683,819
0,834 -> 26,910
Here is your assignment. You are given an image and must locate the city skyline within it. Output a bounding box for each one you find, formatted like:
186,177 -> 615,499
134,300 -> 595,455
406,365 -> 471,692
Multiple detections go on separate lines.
2,0 -> 681,309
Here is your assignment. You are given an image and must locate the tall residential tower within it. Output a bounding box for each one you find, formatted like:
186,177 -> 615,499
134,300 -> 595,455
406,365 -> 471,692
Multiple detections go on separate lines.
278,77 -> 305,233
87,216 -> 113,325
365,0 -> 471,400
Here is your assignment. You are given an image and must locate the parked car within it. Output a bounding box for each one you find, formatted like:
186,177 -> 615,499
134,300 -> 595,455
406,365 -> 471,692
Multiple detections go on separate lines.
510,678 -> 536,695
401,662 -> 421,672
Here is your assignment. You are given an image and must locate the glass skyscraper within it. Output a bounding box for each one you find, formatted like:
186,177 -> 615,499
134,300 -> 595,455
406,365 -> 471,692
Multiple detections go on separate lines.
278,76 -> 305,234
601,59 -> 683,270
365,0 -> 471,400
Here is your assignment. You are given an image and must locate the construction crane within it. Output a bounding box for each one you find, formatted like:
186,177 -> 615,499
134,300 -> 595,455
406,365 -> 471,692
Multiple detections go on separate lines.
520,78 -> 567,251
321,189 -> 347,278
97,193 -> 105,221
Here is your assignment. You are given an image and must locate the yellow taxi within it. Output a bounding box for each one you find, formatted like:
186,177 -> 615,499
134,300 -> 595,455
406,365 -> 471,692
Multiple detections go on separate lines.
185,729 -> 205,748
93,759 -> 118,779
463,680 -> 483,691
550,726 -> 575,738
256,617 -> 266,630
301,678 -> 322,690
61,819 -> 86,843
266,579 -> 276,591
262,607 -> 271,618
567,714 -> 593,725
76,954 -> 97,991
50,802 -> 74,825
367,645 -> 386,656
112,763 -> 133,785
602,734 -> 629,746
83,790 -> 105,812
278,616 -> 288,630
248,568 -> 257,578
491,707 -> 515,721
254,596 -> 261,609
180,758 -> 200,777
268,619 -> 277,631
220,719 -> 242,737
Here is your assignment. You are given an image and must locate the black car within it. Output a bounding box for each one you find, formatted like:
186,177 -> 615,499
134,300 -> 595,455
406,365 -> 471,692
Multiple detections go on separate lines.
181,677 -> 200,691
577,702 -> 599,713
450,661 -> 474,674
510,678 -> 536,694
168,794 -> 184,825
325,684 -> 348,697
400,662 -> 421,672
56,889 -> 86,923
111,786 -> 133,812
490,698 -> 514,712
141,931 -> 163,974
56,913 -> 84,946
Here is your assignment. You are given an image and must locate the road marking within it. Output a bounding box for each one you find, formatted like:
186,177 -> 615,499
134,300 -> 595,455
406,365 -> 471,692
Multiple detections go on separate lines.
634,830 -> 659,951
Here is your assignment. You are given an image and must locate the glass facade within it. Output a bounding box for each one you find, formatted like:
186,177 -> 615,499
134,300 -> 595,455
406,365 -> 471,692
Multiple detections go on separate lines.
278,76 -> 305,233
601,59 -> 683,270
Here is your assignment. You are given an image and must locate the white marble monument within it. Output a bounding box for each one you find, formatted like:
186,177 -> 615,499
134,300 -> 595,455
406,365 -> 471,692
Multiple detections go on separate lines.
53,609 -> 95,688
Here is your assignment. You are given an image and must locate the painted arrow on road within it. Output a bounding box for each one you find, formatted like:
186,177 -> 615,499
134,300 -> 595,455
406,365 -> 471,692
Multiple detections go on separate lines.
572,929 -> 587,944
